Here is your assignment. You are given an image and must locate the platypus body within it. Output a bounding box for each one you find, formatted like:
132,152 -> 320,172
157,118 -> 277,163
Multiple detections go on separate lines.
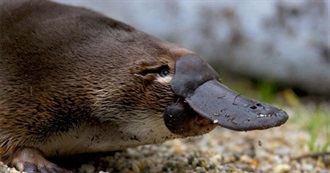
0,0 -> 288,172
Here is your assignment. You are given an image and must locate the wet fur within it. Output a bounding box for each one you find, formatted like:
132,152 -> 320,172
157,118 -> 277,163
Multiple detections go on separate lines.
0,0 -> 203,165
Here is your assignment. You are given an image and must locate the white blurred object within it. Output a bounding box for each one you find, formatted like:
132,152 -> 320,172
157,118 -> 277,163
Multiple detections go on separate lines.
53,0 -> 330,95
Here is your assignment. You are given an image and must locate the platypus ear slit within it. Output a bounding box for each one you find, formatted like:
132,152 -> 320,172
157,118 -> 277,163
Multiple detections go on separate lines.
138,65 -> 170,77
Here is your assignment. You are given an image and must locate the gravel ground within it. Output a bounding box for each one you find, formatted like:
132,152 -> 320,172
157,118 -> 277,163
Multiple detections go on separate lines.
1,106 -> 329,173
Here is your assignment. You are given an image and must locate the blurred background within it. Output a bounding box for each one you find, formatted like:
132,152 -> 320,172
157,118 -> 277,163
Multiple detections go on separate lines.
53,0 -> 330,100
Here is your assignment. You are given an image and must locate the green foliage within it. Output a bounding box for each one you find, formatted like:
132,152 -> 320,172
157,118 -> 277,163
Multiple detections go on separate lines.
289,104 -> 330,153
308,107 -> 329,152
255,80 -> 279,103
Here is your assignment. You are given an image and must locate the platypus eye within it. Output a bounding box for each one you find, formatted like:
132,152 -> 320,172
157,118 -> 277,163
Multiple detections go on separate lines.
158,67 -> 170,77
138,65 -> 170,77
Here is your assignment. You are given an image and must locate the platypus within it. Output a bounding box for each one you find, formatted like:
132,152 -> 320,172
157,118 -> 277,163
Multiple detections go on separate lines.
0,0 -> 288,172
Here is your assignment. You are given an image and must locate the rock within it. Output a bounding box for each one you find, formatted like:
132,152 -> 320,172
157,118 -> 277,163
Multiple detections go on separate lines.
54,0 -> 330,95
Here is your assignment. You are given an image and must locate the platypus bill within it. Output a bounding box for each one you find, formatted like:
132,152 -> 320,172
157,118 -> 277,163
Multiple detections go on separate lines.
0,0 -> 288,172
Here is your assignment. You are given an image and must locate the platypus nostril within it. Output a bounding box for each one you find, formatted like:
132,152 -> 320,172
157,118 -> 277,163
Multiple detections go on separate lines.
250,105 -> 257,109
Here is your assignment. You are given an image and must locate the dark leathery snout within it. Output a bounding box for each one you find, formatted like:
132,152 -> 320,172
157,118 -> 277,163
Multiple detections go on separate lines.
163,100 -> 193,134
167,54 -> 289,131
164,101 -> 186,134
185,80 -> 289,131
170,55 -> 219,97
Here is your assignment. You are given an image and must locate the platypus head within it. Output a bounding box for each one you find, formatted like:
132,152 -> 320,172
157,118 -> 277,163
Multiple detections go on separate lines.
90,23 -> 288,147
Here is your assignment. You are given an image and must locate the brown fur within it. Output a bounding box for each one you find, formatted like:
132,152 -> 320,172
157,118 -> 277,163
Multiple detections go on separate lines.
1,0 -> 212,169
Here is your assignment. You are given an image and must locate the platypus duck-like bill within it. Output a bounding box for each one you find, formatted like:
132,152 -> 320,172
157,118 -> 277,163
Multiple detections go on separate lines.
164,55 -> 288,132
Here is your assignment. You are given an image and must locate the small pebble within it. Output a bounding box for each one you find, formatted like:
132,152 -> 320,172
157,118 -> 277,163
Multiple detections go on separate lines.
78,164 -> 95,173
274,164 -> 291,173
131,160 -> 140,173
275,147 -> 291,156
301,163 -> 314,171
239,155 -> 252,163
